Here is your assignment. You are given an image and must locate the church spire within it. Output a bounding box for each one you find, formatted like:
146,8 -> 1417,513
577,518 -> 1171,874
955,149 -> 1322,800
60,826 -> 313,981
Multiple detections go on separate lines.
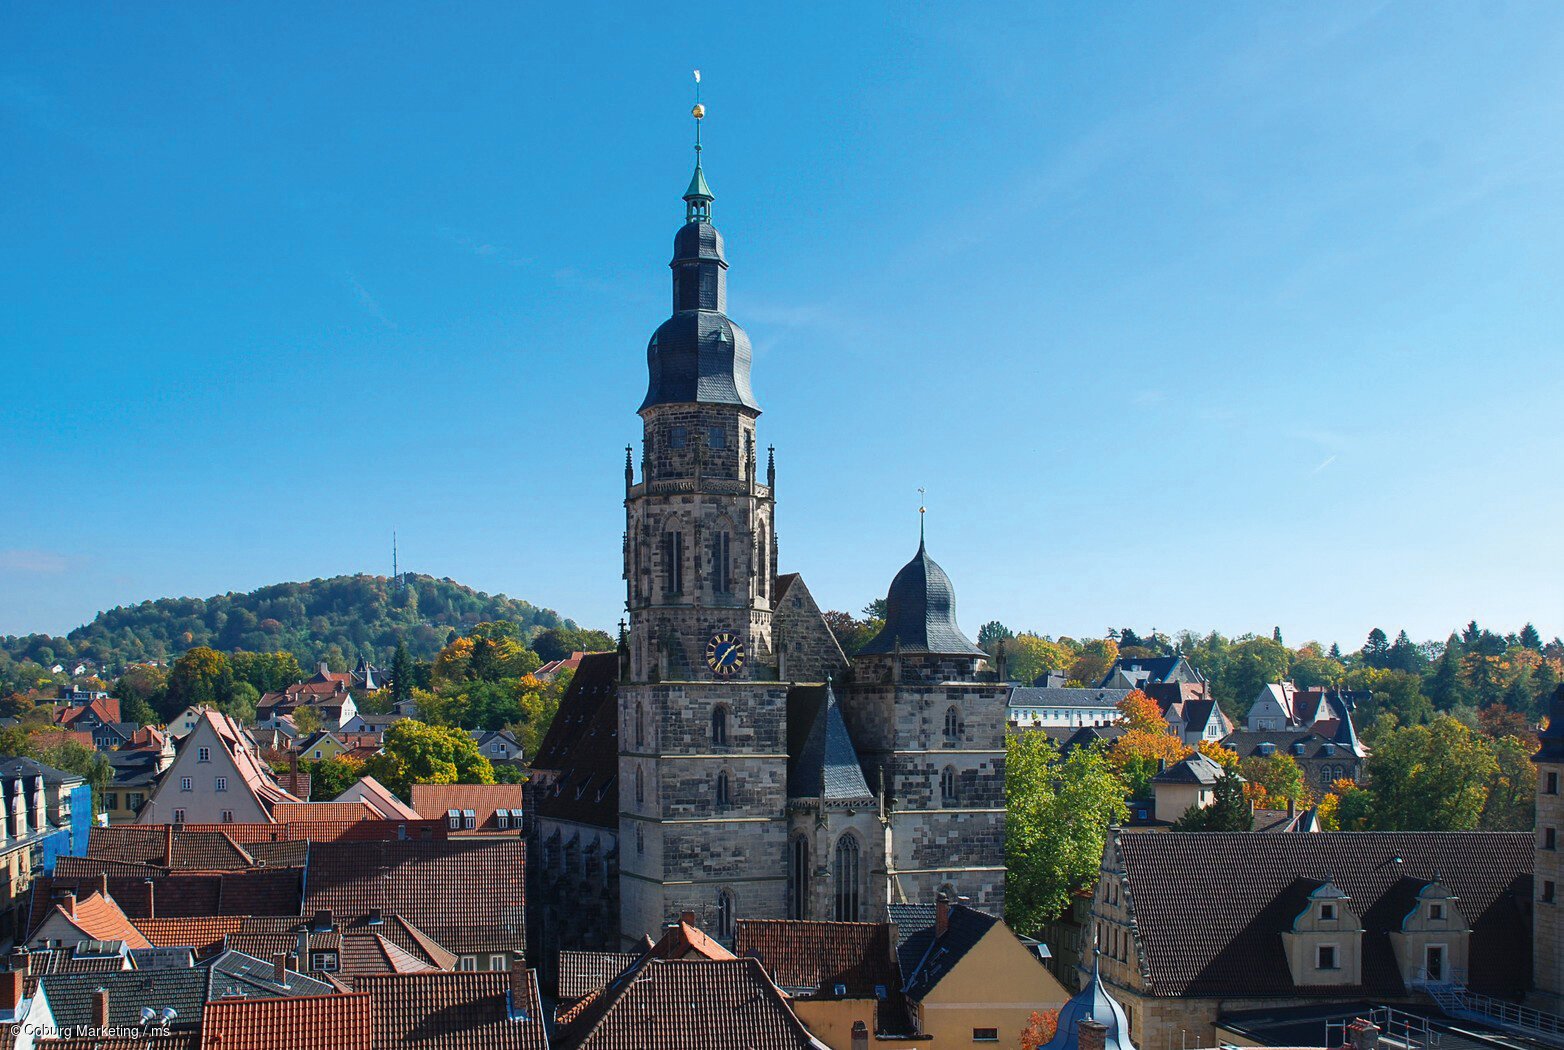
684,69 -> 713,224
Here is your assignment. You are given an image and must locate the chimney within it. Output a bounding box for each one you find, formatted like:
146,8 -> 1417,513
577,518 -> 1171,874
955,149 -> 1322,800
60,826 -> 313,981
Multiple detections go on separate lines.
164,823 -> 175,866
508,957 -> 528,1019
851,1020 -> 869,1050
60,893 -> 77,918
1287,797 -> 1296,818
91,988 -> 109,1029
1156,758 -> 1167,774
7,948 -> 26,974
311,910 -> 333,933
1078,1017 -> 1109,1050
143,879 -> 156,919
96,872 -> 109,899
679,911 -> 696,927
0,969 -> 23,1015
1348,1017 -> 1381,1050
272,951 -> 288,985
935,892 -> 950,938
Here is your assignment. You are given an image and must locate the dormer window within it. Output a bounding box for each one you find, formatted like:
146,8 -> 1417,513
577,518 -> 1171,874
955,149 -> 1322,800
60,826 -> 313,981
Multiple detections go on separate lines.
1319,902 -> 1336,921
1317,945 -> 1339,970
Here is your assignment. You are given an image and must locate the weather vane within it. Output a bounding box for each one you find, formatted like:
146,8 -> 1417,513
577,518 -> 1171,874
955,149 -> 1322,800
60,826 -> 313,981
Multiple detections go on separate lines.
692,69 -> 704,156
918,486 -> 927,542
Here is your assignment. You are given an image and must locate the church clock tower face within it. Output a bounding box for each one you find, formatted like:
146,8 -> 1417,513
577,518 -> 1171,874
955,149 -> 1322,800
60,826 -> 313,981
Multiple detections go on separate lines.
705,631 -> 746,677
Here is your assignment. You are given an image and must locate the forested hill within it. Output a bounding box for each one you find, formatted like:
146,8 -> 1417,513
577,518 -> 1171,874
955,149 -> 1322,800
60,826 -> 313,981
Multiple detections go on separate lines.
3,574 -> 577,675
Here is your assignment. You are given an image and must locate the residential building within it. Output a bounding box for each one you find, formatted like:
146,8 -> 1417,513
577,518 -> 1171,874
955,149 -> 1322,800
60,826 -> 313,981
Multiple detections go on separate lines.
1148,753 -> 1231,824
332,775 -> 422,820
138,709 -> 303,825
1142,682 -> 1232,744
409,783 -> 524,835
1223,715 -> 1367,791
26,888 -> 152,951
297,731 -> 348,763
471,728 -> 524,765
200,989 -> 373,1050
1246,683 -> 1369,733
0,758 -> 89,946
1008,686 -> 1132,728
1086,828 -> 1533,1047
535,651 -> 591,681
1097,656 -> 1205,691
256,664 -> 361,730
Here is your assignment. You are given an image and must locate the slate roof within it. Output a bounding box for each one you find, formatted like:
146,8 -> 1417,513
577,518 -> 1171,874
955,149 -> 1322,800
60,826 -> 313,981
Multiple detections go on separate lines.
556,958 -> 822,1050
1538,685 -> 1564,762
207,949 -> 337,1000
302,839 -> 525,955
16,946 -> 129,976
1114,830 -> 1533,999
32,1035 -> 199,1050
890,902 -> 999,1001
785,683 -> 873,803
1041,956 -> 1134,1050
350,971 -> 549,1050
199,991 -> 373,1050
38,968 -> 208,1029
1151,752 -> 1228,786
557,951 -> 640,1000
410,784 -> 525,833
1008,687 -> 1132,712
859,539 -> 986,657
0,755 -> 82,784
531,652 -> 619,830
1223,728 -> 1363,763
1097,656 -> 1205,689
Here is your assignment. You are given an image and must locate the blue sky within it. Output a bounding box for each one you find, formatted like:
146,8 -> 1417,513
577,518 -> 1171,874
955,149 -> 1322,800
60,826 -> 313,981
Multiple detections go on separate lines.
3,3 -> 1562,648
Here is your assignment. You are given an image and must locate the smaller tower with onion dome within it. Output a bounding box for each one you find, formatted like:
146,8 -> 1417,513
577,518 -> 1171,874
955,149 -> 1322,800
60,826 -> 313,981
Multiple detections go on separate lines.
838,514 -> 1010,914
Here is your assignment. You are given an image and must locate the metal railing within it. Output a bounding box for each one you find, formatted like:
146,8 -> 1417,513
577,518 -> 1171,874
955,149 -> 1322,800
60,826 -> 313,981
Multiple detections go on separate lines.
1412,967 -> 1564,1048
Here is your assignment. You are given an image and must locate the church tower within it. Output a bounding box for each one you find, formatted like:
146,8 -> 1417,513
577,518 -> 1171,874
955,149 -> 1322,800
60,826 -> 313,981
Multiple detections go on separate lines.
1533,685 -> 1564,1009
618,97 -> 790,943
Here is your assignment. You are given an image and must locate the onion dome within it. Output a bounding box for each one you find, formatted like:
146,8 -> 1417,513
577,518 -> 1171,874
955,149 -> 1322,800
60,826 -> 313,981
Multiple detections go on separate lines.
859,538 -> 985,657
1040,955 -> 1134,1050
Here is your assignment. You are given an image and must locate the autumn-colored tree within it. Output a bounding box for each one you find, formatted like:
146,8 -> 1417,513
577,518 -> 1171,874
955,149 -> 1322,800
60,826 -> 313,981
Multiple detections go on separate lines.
1196,739 -> 1240,770
1007,634 -> 1076,687
1238,752 -> 1311,808
1477,702 -> 1533,741
1020,1009 -> 1060,1050
1109,692 -> 1191,798
163,647 -> 236,720
1068,638 -> 1119,688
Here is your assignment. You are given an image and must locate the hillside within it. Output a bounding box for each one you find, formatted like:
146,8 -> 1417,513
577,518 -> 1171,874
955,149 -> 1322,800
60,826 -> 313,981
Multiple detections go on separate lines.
2,573 -> 578,677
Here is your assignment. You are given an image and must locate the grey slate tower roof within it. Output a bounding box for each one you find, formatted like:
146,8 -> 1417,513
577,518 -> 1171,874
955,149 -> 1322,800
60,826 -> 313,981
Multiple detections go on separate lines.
640,155 -> 761,414
787,682 -> 874,803
859,538 -> 986,657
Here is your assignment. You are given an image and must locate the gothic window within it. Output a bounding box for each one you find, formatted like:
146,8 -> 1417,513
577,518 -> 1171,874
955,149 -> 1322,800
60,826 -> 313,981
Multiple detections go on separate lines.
635,702 -> 645,748
715,771 -> 732,809
711,705 -> 729,746
941,766 -> 959,805
789,835 -> 810,920
943,706 -> 963,743
834,834 -> 861,922
712,531 -> 732,594
716,889 -> 735,941
636,824 -> 645,854
663,531 -> 685,596
635,766 -> 644,805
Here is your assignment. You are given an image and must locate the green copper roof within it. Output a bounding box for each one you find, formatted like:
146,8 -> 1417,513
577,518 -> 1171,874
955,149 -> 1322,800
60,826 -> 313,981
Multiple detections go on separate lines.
684,162 -> 713,201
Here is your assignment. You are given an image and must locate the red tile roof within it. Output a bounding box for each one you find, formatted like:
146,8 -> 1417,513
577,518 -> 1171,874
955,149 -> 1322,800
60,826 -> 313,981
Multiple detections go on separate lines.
556,951 -> 640,1000
271,802 -> 376,823
409,784 -> 525,834
47,891 -> 152,949
35,1035 -> 199,1050
734,919 -> 898,999
350,971 -> 549,1050
199,992 -> 372,1050
302,839 -> 525,955
133,916 -> 245,952
556,958 -> 820,1050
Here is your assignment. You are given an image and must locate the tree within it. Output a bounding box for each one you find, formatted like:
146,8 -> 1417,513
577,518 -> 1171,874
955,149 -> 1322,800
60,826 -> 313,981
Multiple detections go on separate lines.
292,706 -> 324,737
229,651 -> 303,695
1213,637 -> 1290,719
510,672 -> 568,759
1005,733 -> 1128,936
114,665 -> 168,716
977,621 -> 1013,651
1196,739 -> 1240,771
309,755 -> 364,800
163,647 -> 236,720
1020,1009 -> 1061,1050
1363,628 -> 1390,667
1108,692 -> 1191,799
1008,635 -> 1075,687
391,641 -> 415,705
1172,771 -> 1250,831
532,625 -> 615,663
822,611 -> 878,656
1481,734 -> 1536,830
1067,639 -> 1119,688
1239,752 -> 1310,808
362,720 -> 495,799
1365,715 -> 1499,830
1521,623 -> 1545,651
1425,638 -> 1469,711
1343,668 -> 1431,730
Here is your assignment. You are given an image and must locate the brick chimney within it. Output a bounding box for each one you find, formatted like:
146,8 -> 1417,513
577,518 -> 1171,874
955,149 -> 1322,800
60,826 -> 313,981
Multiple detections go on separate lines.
143,879 -> 156,919
164,823 -> 175,866
935,892 -> 950,938
1078,1017 -> 1109,1050
0,969 -> 23,1016
679,911 -> 696,927
91,988 -> 109,1028
851,1020 -> 869,1050
96,872 -> 109,899
508,957 -> 528,1019
1287,797 -> 1296,818
60,892 -> 77,919
272,951 -> 288,985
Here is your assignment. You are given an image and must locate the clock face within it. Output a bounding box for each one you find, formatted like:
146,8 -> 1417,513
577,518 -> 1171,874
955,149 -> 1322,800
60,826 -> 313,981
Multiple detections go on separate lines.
705,631 -> 746,678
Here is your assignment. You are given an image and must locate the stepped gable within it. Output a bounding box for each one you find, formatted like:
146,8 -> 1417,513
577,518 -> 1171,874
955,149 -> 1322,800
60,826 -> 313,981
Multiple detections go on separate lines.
1114,830 -> 1532,999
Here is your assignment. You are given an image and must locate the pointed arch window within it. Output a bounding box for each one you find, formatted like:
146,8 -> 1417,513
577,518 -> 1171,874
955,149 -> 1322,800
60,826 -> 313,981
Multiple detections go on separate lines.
789,835 -> 810,920
663,530 -> 685,596
716,889 -> 735,942
636,824 -> 645,854
941,766 -> 959,805
715,771 -> 731,810
711,705 -> 729,746
635,766 -> 645,805
834,834 -> 861,922
943,705 -> 963,743
711,531 -> 732,594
